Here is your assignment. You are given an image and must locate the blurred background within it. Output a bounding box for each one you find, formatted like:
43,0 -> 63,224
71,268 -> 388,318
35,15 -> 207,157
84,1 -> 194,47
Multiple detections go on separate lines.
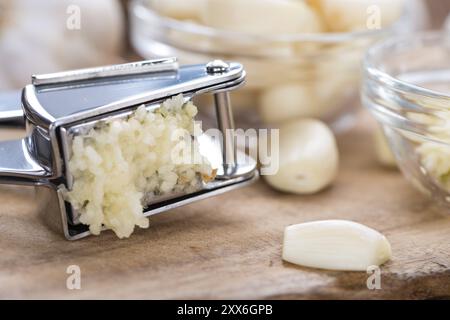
0,0 -> 448,131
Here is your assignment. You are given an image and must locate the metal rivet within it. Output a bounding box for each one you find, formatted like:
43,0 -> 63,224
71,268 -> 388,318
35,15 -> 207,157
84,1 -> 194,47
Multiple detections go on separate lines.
206,60 -> 230,75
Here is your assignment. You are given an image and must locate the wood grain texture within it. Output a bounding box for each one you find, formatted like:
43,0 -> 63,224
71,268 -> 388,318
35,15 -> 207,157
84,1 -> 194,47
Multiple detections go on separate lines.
0,112 -> 450,299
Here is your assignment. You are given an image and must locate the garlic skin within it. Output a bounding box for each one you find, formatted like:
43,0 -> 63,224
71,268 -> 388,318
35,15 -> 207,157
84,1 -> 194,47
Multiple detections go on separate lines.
283,220 -> 392,271
201,0 -> 324,35
264,119 -> 338,194
308,0 -> 405,32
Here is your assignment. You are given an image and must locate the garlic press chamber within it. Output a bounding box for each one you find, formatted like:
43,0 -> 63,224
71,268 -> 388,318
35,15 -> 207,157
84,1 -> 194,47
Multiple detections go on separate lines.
0,58 -> 258,240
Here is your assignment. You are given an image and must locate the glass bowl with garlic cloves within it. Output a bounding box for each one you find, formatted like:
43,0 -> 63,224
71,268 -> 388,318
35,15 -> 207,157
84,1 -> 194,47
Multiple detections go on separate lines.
130,0 -> 428,131
363,31 -> 450,208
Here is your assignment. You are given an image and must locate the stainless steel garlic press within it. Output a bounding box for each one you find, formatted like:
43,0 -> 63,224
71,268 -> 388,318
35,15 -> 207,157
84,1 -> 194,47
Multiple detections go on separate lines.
0,58 -> 258,240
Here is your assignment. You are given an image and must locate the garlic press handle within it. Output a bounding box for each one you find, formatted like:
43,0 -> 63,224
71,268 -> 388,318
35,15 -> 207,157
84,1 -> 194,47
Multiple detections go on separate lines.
31,58 -> 178,85
0,91 -> 25,126
0,139 -> 50,183
0,91 -> 48,183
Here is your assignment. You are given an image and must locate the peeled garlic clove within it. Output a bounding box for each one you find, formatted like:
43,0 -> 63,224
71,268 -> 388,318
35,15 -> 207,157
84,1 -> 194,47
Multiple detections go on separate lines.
148,0 -> 206,21
259,84 -> 323,122
312,74 -> 358,118
264,119 -> 338,194
310,0 -> 405,32
374,126 -> 397,168
201,0 -> 324,35
230,89 -> 259,110
312,39 -> 371,113
241,59 -> 316,90
283,220 -> 392,271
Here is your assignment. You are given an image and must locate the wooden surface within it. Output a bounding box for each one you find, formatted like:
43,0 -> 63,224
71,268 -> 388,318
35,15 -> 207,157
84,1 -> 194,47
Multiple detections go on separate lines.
1,112 -> 450,300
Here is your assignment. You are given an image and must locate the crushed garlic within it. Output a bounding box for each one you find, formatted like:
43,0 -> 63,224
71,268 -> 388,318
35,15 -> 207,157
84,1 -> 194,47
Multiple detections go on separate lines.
64,94 -> 215,238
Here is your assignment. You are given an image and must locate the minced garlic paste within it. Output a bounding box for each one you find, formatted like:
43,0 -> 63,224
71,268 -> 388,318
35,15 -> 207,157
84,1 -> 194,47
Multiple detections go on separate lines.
64,95 -> 215,238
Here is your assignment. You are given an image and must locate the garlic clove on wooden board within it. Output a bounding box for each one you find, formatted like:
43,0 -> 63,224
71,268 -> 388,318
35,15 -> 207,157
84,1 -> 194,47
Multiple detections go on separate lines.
283,220 -> 392,271
264,119 -> 339,194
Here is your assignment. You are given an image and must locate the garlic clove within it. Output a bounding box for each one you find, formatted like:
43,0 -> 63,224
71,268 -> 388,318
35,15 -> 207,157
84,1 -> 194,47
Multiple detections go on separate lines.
309,0 -> 405,32
148,0 -> 206,21
259,84 -> 321,122
241,59 -> 316,90
374,126 -> 397,168
283,220 -> 392,271
264,119 -> 338,194
201,0 -> 324,35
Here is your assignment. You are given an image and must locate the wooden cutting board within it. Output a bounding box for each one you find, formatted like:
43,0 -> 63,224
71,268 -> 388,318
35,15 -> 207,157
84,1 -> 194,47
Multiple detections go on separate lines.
0,111 -> 450,299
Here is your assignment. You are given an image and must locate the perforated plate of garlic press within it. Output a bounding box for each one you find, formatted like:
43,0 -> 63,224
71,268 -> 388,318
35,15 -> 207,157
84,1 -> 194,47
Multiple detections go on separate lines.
0,58 -> 258,240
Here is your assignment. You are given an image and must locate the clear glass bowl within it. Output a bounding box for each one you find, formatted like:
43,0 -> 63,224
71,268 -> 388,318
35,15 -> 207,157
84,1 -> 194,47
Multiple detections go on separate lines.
130,0 -> 422,131
363,31 -> 450,207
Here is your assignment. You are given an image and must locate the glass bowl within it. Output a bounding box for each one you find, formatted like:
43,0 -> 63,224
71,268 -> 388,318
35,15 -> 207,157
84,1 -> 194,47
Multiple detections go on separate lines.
362,31 -> 450,207
130,0 -> 423,131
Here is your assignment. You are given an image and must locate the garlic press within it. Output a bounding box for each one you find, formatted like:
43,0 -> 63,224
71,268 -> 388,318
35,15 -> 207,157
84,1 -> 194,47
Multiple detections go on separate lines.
0,58 -> 258,240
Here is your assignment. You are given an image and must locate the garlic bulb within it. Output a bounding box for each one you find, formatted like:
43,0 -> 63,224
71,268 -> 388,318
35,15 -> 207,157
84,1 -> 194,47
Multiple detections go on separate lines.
283,220 -> 392,271
0,0 -> 124,89
264,119 -> 338,194
259,84 -> 320,122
